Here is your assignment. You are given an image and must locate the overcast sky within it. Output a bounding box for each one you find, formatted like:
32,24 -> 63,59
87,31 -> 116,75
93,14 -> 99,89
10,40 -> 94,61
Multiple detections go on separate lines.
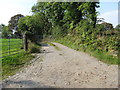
0,0 -> 119,27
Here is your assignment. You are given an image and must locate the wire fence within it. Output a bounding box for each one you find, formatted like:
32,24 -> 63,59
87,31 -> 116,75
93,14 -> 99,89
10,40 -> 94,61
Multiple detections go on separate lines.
0,37 -> 24,58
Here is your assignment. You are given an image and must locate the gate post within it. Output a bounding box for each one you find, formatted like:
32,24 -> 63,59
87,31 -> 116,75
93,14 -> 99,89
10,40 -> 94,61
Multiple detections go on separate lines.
23,33 -> 28,51
8,35 -> 11,55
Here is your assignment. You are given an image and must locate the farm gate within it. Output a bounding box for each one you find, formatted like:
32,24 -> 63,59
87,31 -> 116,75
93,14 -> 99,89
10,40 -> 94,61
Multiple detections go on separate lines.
0,35 -> 24,58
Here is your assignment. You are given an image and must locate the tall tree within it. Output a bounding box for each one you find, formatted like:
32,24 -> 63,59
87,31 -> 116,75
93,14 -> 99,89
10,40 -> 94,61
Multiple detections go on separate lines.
101,22 -> 113,30
31,2 -> 100,37
0,24 -> 5,32
89,2 -> 99,28
8,14 -> 24,36
115,24 -> 120,30
18,13 -> 52,42
2,26 -> 12,38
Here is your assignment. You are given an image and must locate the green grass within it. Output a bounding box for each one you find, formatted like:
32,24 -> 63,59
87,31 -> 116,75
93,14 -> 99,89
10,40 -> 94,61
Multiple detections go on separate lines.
54,37 -> 119,65
0,39 -> 41,79
91,50 -> 118,64
2,51 -> 35,79
48,42 -> 60,50
0,39 -> 23,58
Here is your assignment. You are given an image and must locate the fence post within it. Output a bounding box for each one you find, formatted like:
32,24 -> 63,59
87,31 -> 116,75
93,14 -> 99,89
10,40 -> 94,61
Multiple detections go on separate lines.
23,34 -> 28,51
8,35 -> 10,55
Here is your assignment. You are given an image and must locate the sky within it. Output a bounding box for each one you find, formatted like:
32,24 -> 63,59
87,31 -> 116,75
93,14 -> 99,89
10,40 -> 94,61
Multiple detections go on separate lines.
0,0 -> 37,25
97,1 -> 118,27
0,0 -> 119,27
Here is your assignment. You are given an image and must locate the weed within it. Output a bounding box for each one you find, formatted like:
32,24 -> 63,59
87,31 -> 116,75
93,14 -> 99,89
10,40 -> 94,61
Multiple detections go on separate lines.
48,42 -> 60,50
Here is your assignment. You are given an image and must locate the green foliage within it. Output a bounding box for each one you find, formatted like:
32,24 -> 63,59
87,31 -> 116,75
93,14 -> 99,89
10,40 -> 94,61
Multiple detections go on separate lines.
101,22 -> 113,30
55,36 -> 118,65
0,24 -> 5,32
18,13 -> 52,42
9,1 -> 117,65
31,2 -> 119,64
51,25 -> 64,38
8,14 -> 24,37
32,2 -> 99,33
1,26 -> 12,38
115,24 -> 120,30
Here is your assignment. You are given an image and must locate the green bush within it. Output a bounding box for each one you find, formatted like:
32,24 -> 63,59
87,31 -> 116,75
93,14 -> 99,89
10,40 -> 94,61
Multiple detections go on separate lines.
28,43 -> 41,53
52,25 -> 65,38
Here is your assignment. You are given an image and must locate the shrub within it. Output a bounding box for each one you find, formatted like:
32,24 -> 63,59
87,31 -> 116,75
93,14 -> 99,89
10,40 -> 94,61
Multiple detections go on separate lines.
28,42 -> 41,53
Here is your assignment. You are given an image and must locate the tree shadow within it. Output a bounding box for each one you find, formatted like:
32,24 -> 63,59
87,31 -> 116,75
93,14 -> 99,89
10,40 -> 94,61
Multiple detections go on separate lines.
39,43 -> 49,47
2,80 -> 52,88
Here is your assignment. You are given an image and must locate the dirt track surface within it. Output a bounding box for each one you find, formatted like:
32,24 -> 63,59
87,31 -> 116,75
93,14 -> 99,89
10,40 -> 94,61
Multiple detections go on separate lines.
2,42 -> 118,88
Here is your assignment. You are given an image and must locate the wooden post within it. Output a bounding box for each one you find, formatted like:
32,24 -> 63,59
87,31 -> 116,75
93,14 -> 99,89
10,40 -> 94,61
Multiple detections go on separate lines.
8,35 -> 10,55
118,32 -> 120,65
23,34 -> 28,51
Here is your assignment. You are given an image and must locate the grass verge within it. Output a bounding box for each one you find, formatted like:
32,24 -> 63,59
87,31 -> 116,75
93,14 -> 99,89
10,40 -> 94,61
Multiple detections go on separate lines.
48,42 -> 60,50
54,37 -> 119,65
2,51 -> 35,79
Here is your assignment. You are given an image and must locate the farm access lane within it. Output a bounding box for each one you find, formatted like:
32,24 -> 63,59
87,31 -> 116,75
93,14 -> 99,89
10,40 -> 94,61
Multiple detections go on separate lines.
2,42 -> 118,88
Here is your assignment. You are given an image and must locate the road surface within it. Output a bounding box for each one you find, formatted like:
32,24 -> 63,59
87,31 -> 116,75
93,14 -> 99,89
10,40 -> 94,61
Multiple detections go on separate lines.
2,42 -> 118,88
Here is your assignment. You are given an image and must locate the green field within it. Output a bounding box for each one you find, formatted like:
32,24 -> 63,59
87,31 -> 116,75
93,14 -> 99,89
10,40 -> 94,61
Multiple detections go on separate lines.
0,39 -> 23,58
0,39 -> 35,79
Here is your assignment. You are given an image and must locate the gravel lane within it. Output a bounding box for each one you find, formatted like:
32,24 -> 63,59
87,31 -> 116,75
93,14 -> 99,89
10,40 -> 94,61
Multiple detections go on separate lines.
2,42 -> 118,88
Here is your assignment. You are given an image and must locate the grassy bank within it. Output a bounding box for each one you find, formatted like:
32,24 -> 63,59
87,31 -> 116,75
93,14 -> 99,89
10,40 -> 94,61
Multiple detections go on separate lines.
54,37 -> 119,65
1,41 -> 41,79
2,51 -> 35,79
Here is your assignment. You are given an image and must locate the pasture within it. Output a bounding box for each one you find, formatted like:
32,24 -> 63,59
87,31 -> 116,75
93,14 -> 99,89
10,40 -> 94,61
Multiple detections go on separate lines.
0,39 -> 23,58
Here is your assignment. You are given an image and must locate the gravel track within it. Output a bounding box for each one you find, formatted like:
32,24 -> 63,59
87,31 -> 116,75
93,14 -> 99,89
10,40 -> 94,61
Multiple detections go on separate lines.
2,42 -> 118,88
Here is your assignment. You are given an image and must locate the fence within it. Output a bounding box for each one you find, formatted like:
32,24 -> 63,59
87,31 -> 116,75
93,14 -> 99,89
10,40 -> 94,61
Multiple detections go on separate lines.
0,36 -> 23,58
0,34 -> 55,59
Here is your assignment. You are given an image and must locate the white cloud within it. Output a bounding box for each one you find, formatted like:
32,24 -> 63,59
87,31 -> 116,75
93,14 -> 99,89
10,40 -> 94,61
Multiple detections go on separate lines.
98,10 -> 118,27
100,0 -> 119,2
0,0 -> 37,25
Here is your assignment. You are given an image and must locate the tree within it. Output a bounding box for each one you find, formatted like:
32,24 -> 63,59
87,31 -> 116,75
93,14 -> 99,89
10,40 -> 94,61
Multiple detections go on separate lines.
89,2 -> 100,28
8,14 -> 24,37
0,24 -> 5,38
0,24 -> 5,32
115,24 -> 120,30
0,24 -> 11,38
2,26 -> 12,38
96,18 -> 105,24
18,13 -> 52,42
101,22 -> 113,30
95,24 -> 104,34
116,24 -> 120,59
32,2 -> 99,35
